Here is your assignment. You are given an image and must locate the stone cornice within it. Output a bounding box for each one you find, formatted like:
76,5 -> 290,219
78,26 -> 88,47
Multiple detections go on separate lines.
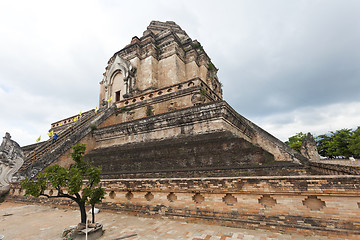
116,78 -> 222,108
98,175 -> 360,196
93,101 -> 251,143
220,102 -> 309,164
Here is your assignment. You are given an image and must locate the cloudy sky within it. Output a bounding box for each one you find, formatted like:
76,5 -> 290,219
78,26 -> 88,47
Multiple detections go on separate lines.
1,0 -> 359,146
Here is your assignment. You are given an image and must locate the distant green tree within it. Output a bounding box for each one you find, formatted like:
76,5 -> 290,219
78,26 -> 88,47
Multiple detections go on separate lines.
21,144 -> 104,224
316,134 -> 332,157
349,127 -> 360,156
286,132 -> 306,152
328,129 -> 352,157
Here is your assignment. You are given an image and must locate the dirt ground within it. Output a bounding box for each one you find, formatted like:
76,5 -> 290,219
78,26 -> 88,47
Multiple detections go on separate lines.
0,201 -> 336,240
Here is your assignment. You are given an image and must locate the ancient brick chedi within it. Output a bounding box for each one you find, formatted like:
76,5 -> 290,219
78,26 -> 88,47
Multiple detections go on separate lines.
99,21 -> 222,106
7,21 -> 360,238
88,21 -> 308,177
36,20 -> 308,179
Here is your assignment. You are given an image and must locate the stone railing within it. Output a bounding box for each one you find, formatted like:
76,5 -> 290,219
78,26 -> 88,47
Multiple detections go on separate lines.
310,161 -> 360,175
50,109 -> 94,130
18,106 -> 116,179
20,111 -> 96,171
116,77 -> 222,108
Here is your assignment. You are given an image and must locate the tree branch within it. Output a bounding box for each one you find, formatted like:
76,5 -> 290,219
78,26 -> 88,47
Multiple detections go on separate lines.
39,193 -> 78,202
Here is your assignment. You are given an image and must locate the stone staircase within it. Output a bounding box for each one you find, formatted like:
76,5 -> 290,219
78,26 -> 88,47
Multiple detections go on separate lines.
17,105 -> 116,179
20,111 -> 95,170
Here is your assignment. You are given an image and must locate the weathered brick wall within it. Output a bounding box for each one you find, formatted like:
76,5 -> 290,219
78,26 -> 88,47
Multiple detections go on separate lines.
99,165 -> 307,179
9,175 -> 360,238
85,131 -> 283,177
92,101 -> 306,167
100,78 -> 220,128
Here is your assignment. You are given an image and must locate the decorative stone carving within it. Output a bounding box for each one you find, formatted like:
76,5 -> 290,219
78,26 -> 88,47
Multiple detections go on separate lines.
303,196 -> 326,211
300,133 -> 320,162
0,133 -> 24,192
191,92 -> 205,106
101,99 -> 108,110
258,194 -> 277,208
109,191 -> 116,199
126,111 -> 135,121
145,192 -> 154,201
167,192 -> 177,202
125,191 -> 134,200
223,193 -> 237,206
167,102 -> 178,112
192,193 -> 205,204
104,55 -> 137,103
207,64 -> 222,96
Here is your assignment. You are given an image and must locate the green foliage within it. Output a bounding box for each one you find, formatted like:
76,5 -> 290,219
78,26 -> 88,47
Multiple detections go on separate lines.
21,144 -> 104,224
200,89 -> 206,96
314,129 -> 352,157
192,41 -> 204,52
90,124 -> 97,131
69,143 -> 86,164
328,129 -> 352,157
286,132 -> 306,152
288,127 -> 360,158
315,134 -> 331,157
118,106 -> 134,114
88,187 -> 105,206
349,127 -> 360,155
208,62 -> 215,71
146,106 -> 153,116
192,42 -> 201,48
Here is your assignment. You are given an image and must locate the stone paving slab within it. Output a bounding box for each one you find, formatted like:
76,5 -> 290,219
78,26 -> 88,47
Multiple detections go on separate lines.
0,201 -> 335,240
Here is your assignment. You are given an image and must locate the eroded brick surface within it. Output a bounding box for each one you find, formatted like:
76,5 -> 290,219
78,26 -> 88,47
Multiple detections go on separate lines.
9,175 -> 360,238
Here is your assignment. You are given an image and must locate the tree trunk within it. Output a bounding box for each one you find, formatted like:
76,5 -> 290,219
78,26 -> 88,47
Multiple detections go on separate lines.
77,201 -> 87,224
91,205 -> 95,223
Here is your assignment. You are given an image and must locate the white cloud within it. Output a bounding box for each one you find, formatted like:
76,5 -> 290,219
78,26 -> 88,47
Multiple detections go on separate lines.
0,0 -> 359,147
254,102 -> 360,141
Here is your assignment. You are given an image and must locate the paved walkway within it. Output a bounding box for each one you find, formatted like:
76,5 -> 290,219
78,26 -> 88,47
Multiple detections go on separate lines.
0,201 -> 334,240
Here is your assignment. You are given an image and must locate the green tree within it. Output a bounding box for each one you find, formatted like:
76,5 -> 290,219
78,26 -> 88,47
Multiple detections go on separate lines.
349,126 -> 360,155
328,129 -> 352,157
286,132 -> 306,152
88,185 -> 105,223
21,144 -> 104,224
316,134 -> 332,157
